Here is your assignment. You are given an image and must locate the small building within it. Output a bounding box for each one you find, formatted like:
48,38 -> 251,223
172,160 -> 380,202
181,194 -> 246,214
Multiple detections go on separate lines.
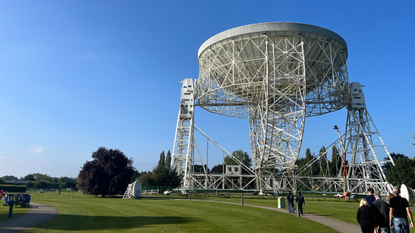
226,165 -> 242,176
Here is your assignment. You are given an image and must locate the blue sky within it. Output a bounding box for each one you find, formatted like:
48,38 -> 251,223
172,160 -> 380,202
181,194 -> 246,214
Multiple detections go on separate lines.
0,0 -> 414,178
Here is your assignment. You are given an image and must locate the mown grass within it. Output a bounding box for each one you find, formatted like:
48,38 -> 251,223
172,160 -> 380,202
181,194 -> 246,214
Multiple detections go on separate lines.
0,201 -> 31,222
21,192 -> 337,233
194,195 -> 360,224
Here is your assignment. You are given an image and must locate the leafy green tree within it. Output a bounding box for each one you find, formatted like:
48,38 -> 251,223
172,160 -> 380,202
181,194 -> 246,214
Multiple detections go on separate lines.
154,166 -> 182,187
210,164 -> 224,174
386,157 -> 415,187
193,164 -> 208,173
78,147 -> 135,197
26,181 -> 35,188
150,150 -> 183,187
23,174 -> 36,181
158,151 -> 165,168
59,181 -> 77,189
1,175 -> 18,181
318,146 -> 329,176
34,181 -> 49,189
139,172 -> 158,186
130,169 -> 141,183
382,153 -> 408,175
330,146 -> 342,177
165,150 -> 172,168
224,150 -> 252,168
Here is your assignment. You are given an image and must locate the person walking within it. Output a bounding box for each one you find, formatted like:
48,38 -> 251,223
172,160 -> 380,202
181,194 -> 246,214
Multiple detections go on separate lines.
389,186 -> 414,233
371,193 -> 390,233
365,188 -> 376,207
287,191 -> 295,214
357,198 -> 376,233
296,191 -> 305,216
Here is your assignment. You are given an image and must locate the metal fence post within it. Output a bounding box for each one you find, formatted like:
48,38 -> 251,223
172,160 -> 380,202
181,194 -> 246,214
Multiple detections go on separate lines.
241,194 -> 244,206
8,200 -> 14,218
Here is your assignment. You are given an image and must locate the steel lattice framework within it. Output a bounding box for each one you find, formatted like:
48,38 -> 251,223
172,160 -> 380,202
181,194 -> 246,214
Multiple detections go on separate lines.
171,22 -> 394,194
196,23 -> 350,171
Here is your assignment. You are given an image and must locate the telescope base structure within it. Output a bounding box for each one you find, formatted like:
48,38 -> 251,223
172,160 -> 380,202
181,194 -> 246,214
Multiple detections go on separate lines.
172,81 -> 393,195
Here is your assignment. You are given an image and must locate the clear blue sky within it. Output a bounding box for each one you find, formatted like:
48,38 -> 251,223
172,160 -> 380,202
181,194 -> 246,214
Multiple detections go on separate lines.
0,0 -> 414,178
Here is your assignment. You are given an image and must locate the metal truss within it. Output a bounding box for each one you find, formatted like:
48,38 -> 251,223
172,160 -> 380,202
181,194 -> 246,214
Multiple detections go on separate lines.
172,23 -> 393,194
196,33 -> 349,173
171,79 -> 195,189
343,106 -> 394,194
292,92 -> 394,194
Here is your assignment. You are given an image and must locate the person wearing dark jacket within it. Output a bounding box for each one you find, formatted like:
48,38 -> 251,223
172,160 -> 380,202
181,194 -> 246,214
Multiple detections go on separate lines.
389,186 -> 413,233
357,198 -> 376,233
287,191 -> 295,214
365,188 -> 376,207
296,191 -> 305,216
371,193 -> 390,233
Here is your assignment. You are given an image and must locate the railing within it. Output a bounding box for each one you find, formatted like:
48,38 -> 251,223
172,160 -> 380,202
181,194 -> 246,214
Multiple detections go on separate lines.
142,189 -> 159,195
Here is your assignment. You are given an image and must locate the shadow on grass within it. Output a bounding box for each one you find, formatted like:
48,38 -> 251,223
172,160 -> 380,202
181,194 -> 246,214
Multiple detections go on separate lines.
25,214 -> 199,231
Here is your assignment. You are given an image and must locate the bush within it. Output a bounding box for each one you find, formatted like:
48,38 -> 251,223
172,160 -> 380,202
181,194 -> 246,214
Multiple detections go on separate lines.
0,185 -> 27,192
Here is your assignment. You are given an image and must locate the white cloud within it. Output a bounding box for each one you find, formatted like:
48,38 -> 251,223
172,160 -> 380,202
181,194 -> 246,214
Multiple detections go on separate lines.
27,145 -> 44,153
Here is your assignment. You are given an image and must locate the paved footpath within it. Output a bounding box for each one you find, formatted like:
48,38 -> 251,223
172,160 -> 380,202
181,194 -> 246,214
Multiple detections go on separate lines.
177,199 -> 361,233
0,202 -> 58,233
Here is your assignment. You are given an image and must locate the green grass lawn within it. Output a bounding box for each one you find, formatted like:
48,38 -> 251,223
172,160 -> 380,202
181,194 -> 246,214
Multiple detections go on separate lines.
18,192 -> 337,233
193,195 -> 360,224
5,191 -> 412,232
0,201 -> 31,222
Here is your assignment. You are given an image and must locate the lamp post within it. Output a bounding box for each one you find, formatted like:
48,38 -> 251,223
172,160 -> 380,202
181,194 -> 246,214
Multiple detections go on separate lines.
333,125 -> 347,193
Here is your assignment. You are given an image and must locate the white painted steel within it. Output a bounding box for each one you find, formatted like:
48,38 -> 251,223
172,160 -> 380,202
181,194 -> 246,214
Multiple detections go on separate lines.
122,180 -> 142,199
196,22 -> 350,171
171,22 -> 393,194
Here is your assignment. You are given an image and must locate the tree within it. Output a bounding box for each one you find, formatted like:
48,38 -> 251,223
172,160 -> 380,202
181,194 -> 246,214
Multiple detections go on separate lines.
34,181 -> 49,189
26,181 -> 35,188
382,153 -> 408,175
210,164 -> 224,174
23,174 -> 36,181
78,147 -> 135,197
193,164 -> 208,173
59,181 -> 76,189
158,151 -> 165,168
386,157 -> 415,187
154,166 -> 182,187
224,150 -> 252,168
149,150 -> 183,187
1,175 -> 18,181
139,172 -> 157,186
165,150 -> 172,169
330,146 -> 342,177
130,169 -> 141,183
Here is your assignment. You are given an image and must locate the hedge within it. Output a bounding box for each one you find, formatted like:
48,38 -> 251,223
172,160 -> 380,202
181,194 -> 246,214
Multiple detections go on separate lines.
0,185 -> 27,193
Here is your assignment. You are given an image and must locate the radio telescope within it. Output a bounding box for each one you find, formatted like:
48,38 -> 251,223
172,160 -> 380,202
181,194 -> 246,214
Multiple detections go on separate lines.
171,22 -> 393,193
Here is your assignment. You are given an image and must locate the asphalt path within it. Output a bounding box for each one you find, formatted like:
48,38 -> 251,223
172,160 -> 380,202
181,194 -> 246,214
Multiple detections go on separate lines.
0,202 -> 58,233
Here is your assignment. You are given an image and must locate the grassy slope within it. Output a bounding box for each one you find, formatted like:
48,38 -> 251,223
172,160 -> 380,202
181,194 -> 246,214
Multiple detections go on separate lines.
21,192 -> 337,233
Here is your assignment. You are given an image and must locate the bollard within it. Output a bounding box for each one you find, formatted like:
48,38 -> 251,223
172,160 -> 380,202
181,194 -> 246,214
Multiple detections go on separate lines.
8,200 -> 14,218
241,194 -> 244,206
189,192 -> 191,201
297,202 -> 300,217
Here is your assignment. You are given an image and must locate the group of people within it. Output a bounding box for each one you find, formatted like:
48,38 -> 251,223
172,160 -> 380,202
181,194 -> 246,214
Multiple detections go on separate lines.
286,190 -> 305,216
357,186 -> 414,233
